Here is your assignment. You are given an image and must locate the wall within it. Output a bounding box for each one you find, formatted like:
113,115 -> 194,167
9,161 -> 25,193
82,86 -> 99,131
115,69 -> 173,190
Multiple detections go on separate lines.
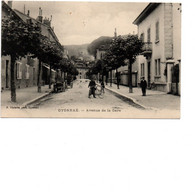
1,56 -> 39,90
77,68 -> 88,79
137,3 -> 170,91
172,3 -> 181,62
15,57 -> 39,89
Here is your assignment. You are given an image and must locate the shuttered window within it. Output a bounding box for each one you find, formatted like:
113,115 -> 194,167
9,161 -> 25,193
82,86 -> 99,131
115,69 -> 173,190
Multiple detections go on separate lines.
147,28 -> 151,42
155,59 -> 161,76
141,63 -> 145,77
155,21 -> 159,41
16,62 -> 22,79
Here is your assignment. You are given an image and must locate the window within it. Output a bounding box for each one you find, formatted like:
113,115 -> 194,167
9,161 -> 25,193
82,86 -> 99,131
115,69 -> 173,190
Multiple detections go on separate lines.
155,59 -> 161,76
141,63 -> 145,77
155,21 -> 159,42
16,62 -> 22,79
140,33 -> 144,42
147,28 -> 151,42
26,64 -> 30,79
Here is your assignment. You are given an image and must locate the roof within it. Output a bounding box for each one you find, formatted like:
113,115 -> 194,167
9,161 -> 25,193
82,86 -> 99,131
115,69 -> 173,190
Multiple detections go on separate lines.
2,1 -> 25,22
14,9 -> 60,44
133,3 -> 161,25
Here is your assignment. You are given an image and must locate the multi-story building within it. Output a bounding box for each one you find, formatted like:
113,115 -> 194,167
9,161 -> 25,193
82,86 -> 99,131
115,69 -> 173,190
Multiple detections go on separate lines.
133,3 -> 181,94
1,1 -> 39,90
14,7 -> 62,86
1,1 -> 62,91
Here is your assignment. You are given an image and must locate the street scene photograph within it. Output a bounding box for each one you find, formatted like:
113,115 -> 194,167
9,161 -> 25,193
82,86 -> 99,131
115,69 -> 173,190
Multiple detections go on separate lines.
1,1 -> 181,118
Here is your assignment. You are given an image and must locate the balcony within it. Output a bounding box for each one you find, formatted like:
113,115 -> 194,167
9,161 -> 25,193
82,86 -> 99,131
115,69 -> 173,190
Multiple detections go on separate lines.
141,42 -> 152,58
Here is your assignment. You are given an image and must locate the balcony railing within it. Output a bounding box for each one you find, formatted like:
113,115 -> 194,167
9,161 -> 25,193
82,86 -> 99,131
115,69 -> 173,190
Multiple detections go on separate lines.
141,42 -> 152,56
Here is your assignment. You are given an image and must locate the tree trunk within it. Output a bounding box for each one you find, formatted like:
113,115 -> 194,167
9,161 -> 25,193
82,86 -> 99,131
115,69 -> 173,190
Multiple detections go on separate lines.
116,68 -> 119,89
106,72 -> 108,85
128,59 -> 133,93
10,55 -> 16,102
49,64 -> 52,89
56,70 -> 58,83
110,70 -> 112,87
37,59 -> 42,93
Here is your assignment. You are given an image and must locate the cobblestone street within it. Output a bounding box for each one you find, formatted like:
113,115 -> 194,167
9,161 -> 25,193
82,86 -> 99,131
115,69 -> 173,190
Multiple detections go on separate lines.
28,79 -> 143,118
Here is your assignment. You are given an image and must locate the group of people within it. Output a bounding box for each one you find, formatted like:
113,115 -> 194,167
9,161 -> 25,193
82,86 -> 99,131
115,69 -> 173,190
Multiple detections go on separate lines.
87,76 -> 148,98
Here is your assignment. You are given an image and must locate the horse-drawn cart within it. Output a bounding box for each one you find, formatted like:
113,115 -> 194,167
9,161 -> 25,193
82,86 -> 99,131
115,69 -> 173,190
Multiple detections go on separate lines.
53,82 -> 65,93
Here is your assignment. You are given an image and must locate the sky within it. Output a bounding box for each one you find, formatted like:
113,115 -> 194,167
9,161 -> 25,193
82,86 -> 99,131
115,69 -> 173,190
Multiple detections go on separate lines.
10,1 -> 148,45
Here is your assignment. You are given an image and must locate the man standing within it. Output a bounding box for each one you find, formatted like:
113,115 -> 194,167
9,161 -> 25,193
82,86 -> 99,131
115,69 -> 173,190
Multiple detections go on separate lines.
140,77 -> 147,96
88,78 -> 96,98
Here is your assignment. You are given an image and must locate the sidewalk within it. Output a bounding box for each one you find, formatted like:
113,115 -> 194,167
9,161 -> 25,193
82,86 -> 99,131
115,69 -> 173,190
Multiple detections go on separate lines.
1,85 -> 53,107
103,83 -> 180,110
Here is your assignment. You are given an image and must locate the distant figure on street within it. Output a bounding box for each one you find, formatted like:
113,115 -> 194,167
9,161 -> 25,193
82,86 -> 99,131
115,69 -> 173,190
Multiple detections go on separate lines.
140,77 -> 147,96
100,80 -> 105,94
88,78 -> 96,98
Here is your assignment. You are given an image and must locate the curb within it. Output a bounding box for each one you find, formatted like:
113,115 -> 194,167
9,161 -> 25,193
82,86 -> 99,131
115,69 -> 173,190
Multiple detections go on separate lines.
101,84 -> 156,110
22,91 -> 52,107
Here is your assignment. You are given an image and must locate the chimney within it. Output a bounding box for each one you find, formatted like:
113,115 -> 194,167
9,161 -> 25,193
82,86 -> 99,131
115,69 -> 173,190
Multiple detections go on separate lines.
43,17 -> 51,26
114,28 -> 117,38
36,7 -> 43,23
27,10 -> 30,16
24,4 -> 26,14
8,1 -> 12,8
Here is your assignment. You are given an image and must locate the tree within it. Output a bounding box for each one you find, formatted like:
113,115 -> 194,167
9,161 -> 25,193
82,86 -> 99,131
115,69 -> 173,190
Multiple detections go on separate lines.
46,42 -> 64,89
123,35 -> 143,93
104,35 -> 143,92
31,34 -> 63,91
59,58 -> 70,82
103,36 -> 126,87
2,14 -> 41,102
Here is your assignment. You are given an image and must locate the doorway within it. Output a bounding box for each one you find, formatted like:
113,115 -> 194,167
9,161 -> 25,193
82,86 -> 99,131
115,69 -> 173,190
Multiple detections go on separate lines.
6,60 -> 9,88
147,61 -> 151,88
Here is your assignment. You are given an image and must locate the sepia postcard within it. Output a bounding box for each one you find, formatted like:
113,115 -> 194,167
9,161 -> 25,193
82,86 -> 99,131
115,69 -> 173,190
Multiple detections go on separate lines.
1,1 -> 181,118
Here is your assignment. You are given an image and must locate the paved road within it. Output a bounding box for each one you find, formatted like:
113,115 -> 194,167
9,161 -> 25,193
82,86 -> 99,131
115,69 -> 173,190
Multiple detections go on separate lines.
29,79 -> 145,118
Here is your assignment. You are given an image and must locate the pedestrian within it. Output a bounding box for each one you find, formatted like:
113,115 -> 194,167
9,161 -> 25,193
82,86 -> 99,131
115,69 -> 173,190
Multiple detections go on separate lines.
140,77 -> 147,96
101,80 -> 105,94
88,78 -> 96,98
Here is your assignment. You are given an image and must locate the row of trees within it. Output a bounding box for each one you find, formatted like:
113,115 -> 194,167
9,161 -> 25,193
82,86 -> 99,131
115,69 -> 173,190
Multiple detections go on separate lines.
2,13 -> 77,102
87,35 -> 143,93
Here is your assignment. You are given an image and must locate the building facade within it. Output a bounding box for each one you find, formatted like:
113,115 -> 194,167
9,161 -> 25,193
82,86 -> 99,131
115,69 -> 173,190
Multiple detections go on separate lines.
75,59 -> 90,79
1,1 -> 62,91
133,3 -> 181,94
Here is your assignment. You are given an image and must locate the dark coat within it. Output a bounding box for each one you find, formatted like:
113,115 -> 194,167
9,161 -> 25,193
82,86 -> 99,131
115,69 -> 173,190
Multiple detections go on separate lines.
88,80 -> 96,88
140,80 -> 147,89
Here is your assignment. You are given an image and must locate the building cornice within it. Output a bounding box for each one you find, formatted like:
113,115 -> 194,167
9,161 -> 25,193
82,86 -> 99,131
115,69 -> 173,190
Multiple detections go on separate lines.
133,3 -> 161,25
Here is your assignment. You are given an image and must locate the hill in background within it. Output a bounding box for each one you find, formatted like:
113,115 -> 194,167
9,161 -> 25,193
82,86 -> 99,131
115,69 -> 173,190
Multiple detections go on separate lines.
63,44 -> 94,61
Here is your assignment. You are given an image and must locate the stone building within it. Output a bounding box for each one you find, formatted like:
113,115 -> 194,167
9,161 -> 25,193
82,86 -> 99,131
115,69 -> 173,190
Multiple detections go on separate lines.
1,1 -> 62,91
133,3 -> 181,94
75,58 -> 90,79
